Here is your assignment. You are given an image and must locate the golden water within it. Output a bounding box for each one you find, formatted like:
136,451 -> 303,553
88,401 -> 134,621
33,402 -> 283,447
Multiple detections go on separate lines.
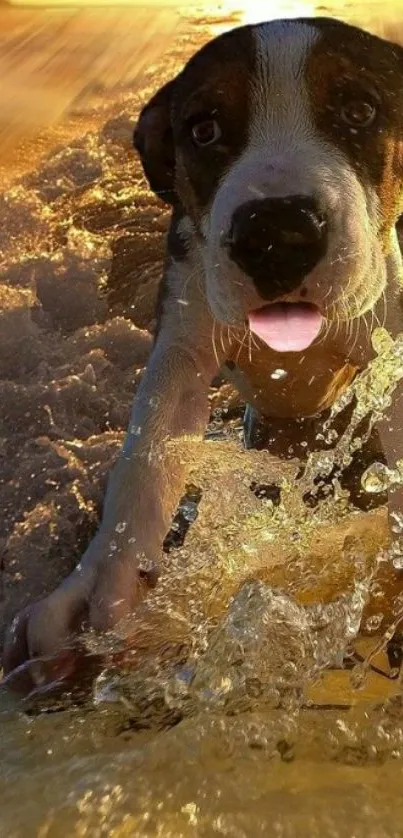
2,2 -> 403,836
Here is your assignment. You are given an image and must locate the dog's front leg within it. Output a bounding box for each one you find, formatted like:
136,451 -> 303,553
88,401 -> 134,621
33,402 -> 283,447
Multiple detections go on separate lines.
3,285 -> 219,672
88,333 -> 216,629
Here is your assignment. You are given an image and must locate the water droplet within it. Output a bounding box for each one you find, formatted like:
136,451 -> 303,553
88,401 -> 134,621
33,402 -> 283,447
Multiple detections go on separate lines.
371,327 -> 394,355
138,556 -> 154,573
361,462 -> 392,494
350,663 -> 366,690
365,614 -> 383,632
391,511 -> 403,535
115,521 -> 127,534
271,368 -> 287,380
392,553 -> 403,571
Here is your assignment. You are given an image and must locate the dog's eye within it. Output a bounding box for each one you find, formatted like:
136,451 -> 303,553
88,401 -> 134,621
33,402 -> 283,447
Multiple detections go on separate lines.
191,118 -> 221,146
341,98 -> 377,128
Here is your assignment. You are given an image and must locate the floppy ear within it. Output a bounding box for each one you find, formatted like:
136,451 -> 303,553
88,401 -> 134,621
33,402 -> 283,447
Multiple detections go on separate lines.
133,79 -> 176,204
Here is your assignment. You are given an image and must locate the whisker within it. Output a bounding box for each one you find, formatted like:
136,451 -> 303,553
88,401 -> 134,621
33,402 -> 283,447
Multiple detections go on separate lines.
220,324 -> 227,354
235,328 -> 249,364
248,331 -> 252,363
381,288 -> 387,329
250,332 -> 261,352
211,320 -> 220,369
348,315 -> 360,358
362,310 -> 371,340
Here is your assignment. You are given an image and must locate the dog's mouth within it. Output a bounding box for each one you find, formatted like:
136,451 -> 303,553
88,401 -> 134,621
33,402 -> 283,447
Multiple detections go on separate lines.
248,303 -> 324,352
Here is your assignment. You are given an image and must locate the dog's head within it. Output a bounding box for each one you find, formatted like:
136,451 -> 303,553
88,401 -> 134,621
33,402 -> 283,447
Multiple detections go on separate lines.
134,18 -> 403,352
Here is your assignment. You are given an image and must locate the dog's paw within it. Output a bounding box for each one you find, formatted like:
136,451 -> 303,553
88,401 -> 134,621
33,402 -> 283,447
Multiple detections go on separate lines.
2,586 -> 87,683
2,533 -> 159,693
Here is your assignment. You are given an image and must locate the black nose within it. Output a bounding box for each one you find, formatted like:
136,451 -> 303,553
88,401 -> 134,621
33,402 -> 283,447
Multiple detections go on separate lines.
226,196 -> 328,300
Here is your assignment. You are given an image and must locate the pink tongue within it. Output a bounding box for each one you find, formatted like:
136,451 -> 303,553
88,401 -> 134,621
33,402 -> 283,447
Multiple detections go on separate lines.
249,303 -> 323,352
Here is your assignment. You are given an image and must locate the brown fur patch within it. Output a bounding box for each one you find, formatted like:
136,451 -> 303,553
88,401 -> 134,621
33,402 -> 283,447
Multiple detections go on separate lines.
170,25 -> 254,224
306,19 -> 403,247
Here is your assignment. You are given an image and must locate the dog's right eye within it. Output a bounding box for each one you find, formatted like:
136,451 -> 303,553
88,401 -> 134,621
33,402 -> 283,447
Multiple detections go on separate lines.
191,118 -> 222,146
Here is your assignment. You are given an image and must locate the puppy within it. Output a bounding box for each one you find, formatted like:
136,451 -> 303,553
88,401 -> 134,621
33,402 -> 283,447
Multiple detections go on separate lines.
4,16 -> 403,680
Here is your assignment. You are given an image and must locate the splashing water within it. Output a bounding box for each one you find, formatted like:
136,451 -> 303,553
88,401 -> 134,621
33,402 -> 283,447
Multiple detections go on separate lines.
45,324 -> 403,835
82,327 -> 403,730
300,328 -> 403,494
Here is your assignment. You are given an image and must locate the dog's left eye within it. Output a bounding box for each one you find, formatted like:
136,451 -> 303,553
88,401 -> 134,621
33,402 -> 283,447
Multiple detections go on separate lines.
341,98 -> 377,128
191,118 -> 222,146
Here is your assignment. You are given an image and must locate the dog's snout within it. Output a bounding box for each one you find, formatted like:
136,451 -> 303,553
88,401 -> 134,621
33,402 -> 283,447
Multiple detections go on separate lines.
226,196 -> 328,299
